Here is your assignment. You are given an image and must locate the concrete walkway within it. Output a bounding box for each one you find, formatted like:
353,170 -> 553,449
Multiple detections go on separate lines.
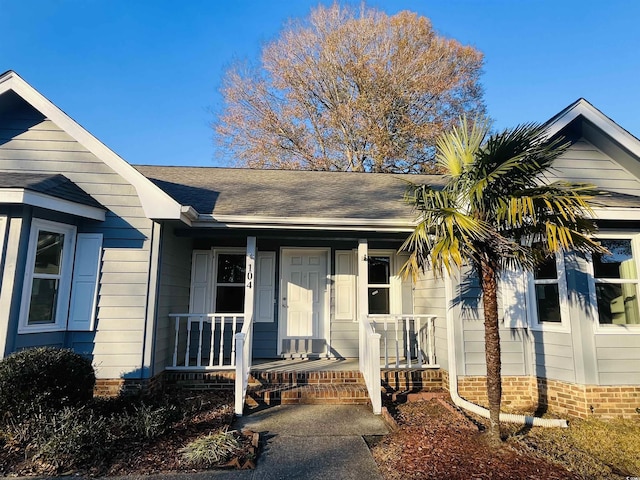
103,404 -> 389,480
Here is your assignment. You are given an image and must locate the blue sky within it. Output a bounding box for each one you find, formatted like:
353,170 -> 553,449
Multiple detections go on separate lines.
1,1 -> 638,167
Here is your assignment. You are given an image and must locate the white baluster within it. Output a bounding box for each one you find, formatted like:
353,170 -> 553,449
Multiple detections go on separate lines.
184,317 -> 192,367
172,316 -> 180,367
196,316 -> 204,367
208,315 -> 215,367
219,315 -> 226,366
416,316 -> 424,368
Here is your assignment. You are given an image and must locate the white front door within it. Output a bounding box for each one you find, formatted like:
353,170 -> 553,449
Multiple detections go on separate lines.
279,248 -> 329,354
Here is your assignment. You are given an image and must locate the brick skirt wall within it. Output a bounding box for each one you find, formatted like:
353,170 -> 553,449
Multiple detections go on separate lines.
455,373 -> 640,419
94,373 -> 164,397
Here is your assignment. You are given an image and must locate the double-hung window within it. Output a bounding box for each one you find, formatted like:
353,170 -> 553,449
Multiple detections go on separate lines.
368,255 -> 391,314
213,251 -> 246,313
591,238 -> 639,327
19,219 -> 76,332
528,254 -> 569,330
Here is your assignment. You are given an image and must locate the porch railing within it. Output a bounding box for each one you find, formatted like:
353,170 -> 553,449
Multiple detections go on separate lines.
368,314 -> 438,369
359,314 -> 382,414
167,314 -> 244,370
234,313 -> 254,415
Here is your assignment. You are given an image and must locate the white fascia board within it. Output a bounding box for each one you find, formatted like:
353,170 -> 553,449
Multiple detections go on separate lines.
0,72 -> 184,221
191,214 -> 416,232
0,188 -> 106,220
545,99 -> 640,159
590,207 -> 640,221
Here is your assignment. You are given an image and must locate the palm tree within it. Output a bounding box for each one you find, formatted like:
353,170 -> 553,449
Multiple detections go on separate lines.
402,117 -> 604,438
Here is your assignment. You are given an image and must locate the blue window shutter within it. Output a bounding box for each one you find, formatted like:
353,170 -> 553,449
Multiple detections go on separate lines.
68,233 -> 102,331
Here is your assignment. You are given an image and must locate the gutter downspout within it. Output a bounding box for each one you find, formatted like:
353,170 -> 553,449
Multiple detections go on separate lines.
444,273 -> 568,428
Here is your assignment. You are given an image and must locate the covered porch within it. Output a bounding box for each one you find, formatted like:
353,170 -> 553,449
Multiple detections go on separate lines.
160,235 -> 440,415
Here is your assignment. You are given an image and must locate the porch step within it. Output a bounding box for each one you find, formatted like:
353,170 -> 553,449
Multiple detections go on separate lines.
249,370 -> 365,387
246,369 -> 369,409
247,383 -> 370,408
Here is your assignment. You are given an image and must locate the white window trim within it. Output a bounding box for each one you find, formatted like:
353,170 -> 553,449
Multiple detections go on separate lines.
587,233 -> 640,335
212,248 -> 246,314
19,219 -> 77,334
527,253 -> 571,333
368,249 -> 405,315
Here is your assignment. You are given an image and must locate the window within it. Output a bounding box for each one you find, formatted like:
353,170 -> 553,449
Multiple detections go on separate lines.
368,256 -> 391,314
527,254 -> 570,330
213,252 -> 245,313
592,238 -> 639,326
20,220 -> 76,332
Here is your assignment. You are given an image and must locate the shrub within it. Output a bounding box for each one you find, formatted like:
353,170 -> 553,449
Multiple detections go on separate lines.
0,347 -> 95,420
113,403 -> 178,440
2,406 -> 111,473
179,430 -> 241,467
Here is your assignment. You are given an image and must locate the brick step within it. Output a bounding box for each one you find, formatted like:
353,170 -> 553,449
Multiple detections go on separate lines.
249,370 -> 365,387
247,383 -> 370,408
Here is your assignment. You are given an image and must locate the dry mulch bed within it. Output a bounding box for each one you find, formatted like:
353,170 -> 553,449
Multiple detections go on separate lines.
104,391 -> 257,476
0,391 -> 256,477
372,398 -> 579,480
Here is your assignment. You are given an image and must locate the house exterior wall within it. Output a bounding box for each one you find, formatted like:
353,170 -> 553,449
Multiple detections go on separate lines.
153,223 -> 192,375
177,234 -> 423,362
413,269 -> 448,370
547,137 -> 640,196
453,137 -> 640,418
0,98 -> 154,380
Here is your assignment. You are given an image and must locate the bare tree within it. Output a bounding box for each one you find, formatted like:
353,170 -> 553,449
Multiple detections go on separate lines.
214,3 -> 485,173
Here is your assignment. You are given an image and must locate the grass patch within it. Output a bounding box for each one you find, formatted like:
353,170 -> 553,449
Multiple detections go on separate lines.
510,417 -> 640,478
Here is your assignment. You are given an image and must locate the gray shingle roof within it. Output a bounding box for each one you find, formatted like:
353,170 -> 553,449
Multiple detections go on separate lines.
134,166 -> 444,220
0,172 -> 104,209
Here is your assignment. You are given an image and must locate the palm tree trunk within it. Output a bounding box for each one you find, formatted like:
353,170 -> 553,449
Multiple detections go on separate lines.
480,257 -> 502,439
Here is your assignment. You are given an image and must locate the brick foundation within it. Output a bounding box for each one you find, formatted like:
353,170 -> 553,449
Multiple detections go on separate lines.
94,373 -> 164,397
381,368 -> 443,392
455,374 -> 640,419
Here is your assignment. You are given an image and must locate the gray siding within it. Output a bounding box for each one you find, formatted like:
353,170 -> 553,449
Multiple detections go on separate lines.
0,98 -> 153,379
548,138 -> 640,196
595,335 -> 640,385
154,224 -> 192,374
413,270 -> 448,369
530,331 -> 575,383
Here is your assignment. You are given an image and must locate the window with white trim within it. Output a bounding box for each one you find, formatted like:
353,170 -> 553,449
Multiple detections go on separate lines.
368,255 -> 391,314
20,220 -> 76,332
591,238 -> 639,326
528,254 -> 569,329
213,251 -> 246,313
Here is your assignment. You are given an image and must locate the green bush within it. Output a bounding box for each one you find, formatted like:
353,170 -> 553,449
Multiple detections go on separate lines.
0,347 -> 95,420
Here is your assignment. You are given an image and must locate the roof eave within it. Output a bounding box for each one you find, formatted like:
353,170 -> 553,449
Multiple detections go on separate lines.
190,214 -> 416,232
0,188 -> 106,221
0,71 -> 185,222
544,98 -> 640,159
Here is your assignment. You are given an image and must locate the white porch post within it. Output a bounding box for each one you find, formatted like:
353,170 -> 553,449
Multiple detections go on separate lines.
244,236 -> 256,320
357,239 -> 369,371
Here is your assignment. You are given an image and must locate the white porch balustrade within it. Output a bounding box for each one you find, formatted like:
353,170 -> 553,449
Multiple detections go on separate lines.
368,314 -> 439,369
167,314 -> 244,369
